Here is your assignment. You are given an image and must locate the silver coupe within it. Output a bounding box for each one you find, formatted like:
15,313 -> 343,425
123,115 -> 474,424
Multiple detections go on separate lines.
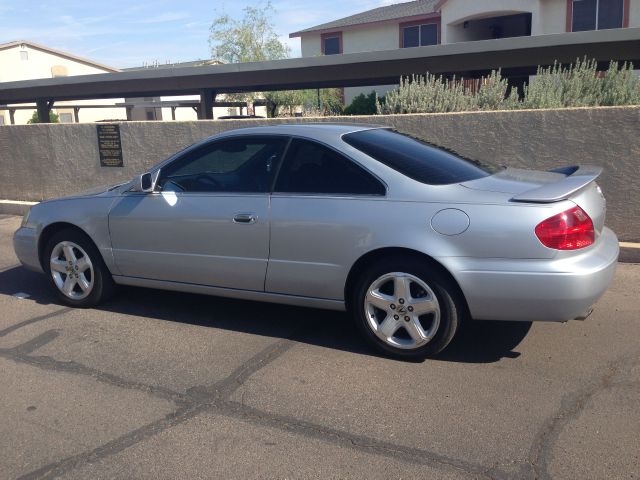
13,124 -> 619,358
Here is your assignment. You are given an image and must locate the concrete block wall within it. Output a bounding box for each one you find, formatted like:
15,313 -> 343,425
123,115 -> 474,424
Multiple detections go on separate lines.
0,106 -> 638,240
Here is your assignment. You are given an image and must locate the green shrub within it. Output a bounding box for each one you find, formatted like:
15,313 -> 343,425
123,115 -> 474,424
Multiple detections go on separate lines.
27,111 -> 59,123
380,73 -> 476,114
344,91 -> 380,115
599,61 -> 640,106
378,58 -> 640,114
475,70 -> 520,110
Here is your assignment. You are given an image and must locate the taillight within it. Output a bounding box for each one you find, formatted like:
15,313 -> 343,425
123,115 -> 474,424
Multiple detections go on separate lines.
535,206 -> 594,250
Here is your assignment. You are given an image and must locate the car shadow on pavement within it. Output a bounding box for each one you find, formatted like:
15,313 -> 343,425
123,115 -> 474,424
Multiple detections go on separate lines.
0,265 -> 531,364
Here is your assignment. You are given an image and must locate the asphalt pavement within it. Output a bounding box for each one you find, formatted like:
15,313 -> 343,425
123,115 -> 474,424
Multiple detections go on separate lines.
0,214 -> 638,480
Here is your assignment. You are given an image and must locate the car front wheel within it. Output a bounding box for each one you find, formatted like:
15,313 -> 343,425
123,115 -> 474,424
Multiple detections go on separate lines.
352,258 -> 461,359
44,229 -> 115,307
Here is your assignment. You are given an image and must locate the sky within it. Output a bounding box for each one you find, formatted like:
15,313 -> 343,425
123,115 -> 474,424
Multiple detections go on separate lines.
0,0 -> 397,68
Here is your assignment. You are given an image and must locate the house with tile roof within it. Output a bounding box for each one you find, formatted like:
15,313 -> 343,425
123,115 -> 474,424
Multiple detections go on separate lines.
291,0 -> 638,105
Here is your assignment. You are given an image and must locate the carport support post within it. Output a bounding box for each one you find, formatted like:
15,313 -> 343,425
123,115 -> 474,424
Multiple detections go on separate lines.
36,99 -> 53,123
9,108 -> 15,125
198,88 -> 216,120
73,107 -> 80,123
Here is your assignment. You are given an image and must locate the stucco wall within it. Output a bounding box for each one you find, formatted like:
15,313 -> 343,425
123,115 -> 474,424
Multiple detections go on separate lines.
538,0 -> 567,34
0,106 -> 638,240
300,34 -> 322,58
629,0 -> 640,27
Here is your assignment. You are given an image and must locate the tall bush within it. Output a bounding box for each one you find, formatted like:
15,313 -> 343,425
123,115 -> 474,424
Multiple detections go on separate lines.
378,58 -> 640,114
380,73 -> 476,114
600,61 -> 640,106
344,91 -> 379,115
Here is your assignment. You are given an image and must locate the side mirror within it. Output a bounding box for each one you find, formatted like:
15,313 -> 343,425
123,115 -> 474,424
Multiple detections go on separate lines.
135,171 -> 158,193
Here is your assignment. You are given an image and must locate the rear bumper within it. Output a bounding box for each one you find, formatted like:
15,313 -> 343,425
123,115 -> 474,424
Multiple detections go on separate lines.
443,227 -> 619,322
13,226 -> 44,273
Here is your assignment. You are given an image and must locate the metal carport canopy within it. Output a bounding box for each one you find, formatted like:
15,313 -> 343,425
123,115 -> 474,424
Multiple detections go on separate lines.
1,28 -> 640,104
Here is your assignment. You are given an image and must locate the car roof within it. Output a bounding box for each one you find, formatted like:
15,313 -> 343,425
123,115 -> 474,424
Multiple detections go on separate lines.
215,123 -> 386,138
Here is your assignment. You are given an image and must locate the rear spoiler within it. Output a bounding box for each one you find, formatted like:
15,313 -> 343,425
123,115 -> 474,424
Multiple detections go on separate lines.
511,165 -> 603,203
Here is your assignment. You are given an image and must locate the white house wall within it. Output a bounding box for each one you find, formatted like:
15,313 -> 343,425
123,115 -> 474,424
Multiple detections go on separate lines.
342,23 -> 399,53
301,33 -> 322,57
537,0 -> 567,34
0,44 -> 124,124
630,0 -> 640,27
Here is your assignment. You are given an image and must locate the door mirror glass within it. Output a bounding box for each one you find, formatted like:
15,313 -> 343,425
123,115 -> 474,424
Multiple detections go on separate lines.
136,171 -> 157,193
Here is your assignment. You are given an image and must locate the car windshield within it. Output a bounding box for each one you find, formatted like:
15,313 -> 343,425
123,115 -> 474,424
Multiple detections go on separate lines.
343,128 -> 500,185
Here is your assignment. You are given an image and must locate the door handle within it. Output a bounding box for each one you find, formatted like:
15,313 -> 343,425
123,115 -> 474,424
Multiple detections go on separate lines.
233,213 -> 257,224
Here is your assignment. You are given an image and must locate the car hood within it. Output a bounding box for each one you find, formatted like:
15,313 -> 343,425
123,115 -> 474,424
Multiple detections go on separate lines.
460,167 -> 565,194
68,181 -> 132,198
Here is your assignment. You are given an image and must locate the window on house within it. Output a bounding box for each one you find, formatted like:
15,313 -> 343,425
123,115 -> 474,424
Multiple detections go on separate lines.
402,23 -> 438,48
323,35 -> 341,55
0,115 -> 5,126
146,110 -> 156,121
572,0 -> 624,31
59,113 -> 73,123
20,50 -> 28,61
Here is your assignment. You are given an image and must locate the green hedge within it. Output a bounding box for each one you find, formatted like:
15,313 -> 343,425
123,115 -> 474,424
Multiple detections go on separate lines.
378,58 -> 640,114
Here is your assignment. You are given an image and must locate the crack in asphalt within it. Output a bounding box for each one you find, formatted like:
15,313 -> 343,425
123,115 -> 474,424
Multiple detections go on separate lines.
11,333 -> 299,480
7,302 -> 637,480
16,403 -> 209,480
7,325 -> 511,480
0,330 -> 190,406
527,355 -> 637,480
215,401 -> 508,480
0,308 -> 70,338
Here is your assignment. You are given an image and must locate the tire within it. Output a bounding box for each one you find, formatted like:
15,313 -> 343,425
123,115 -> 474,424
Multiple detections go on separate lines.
351,256 -> 462,360
43,228 -> 115,307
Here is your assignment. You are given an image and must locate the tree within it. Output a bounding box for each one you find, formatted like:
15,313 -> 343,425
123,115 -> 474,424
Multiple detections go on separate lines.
209,2 -> 289,64
264,90 -> 303,117
344,91 -> 380,115
209,2 -> 290,106
27,111 -> 59,123
301,89 -> 343,115
262,88 -> 344,118
208,3 -> 344,117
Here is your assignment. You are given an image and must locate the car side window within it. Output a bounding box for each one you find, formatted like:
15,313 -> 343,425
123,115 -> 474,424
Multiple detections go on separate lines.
274,139 -> 385,195
157,137 -> 287,193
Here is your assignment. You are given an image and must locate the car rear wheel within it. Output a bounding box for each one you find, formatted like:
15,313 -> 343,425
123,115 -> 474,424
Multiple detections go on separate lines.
44,229 -> 115,307
352,257 -> 461,359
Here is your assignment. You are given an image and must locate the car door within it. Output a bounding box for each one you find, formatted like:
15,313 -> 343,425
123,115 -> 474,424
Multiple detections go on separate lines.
109,135 -> 288,291
266,137 -> 386,300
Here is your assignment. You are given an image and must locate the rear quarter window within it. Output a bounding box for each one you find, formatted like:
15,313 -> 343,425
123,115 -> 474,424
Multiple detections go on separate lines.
343,129 -> 498,185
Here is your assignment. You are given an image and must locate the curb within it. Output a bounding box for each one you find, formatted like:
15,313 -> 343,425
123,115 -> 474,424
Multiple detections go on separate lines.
0,200 -> 38,216
619,246 -> 640,264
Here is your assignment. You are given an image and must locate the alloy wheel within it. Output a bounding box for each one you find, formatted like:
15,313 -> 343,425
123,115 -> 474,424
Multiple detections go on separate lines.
364,272 -> 440,350
49,241 -> 94,300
